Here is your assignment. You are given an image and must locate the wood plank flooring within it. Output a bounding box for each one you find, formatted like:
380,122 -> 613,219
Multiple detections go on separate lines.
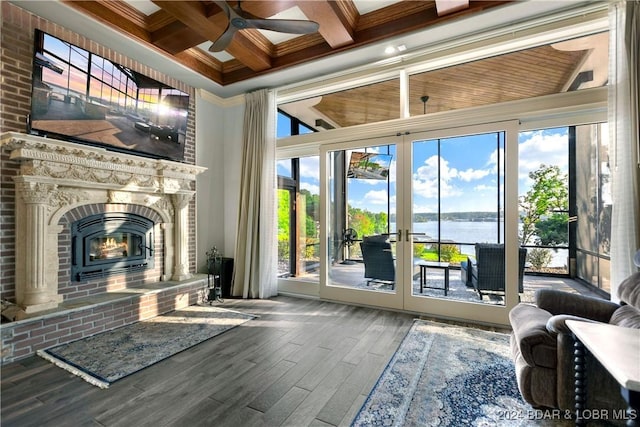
1,296 -> 416,427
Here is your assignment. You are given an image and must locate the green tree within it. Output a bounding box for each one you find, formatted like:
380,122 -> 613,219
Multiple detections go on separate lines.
347,206 -> 388,237
519,164 -> 568,246
278,189 -> 290,240
535,212 -> 569,246
277,189 -> 291,261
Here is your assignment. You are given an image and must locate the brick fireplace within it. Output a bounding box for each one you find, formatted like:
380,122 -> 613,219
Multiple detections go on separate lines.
0,132 -> 207,363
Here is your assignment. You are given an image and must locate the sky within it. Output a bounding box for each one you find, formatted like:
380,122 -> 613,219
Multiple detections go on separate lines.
278,127 -> 570,215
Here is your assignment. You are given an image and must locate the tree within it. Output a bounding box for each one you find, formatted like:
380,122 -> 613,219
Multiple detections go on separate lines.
519,164 -> 568,246
535,212 -> 569,246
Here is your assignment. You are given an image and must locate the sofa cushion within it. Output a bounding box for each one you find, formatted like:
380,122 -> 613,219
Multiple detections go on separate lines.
509,303 -> 556,368
610,304 -> 640,328
618,271 -> 640,310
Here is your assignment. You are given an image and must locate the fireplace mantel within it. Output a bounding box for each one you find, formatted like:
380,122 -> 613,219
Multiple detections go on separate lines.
1,132 -> 207,313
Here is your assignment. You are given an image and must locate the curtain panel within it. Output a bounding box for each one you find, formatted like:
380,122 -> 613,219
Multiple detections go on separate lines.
232,89 -> 278,298
609,0 -> 640,301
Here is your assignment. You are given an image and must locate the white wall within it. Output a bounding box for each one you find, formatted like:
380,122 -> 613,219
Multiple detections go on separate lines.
195,90 -> 244,273
222,99 -> 245,260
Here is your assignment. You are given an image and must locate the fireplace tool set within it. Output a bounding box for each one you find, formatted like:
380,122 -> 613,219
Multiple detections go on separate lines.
205,247 -> 224,304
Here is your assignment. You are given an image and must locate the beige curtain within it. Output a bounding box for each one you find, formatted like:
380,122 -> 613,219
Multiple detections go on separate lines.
232,89 -> 278,298
609,0 -> 640,301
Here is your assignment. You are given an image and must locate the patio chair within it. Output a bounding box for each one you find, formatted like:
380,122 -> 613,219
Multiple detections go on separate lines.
468,243 -> 527,300
360,235 -> 395,289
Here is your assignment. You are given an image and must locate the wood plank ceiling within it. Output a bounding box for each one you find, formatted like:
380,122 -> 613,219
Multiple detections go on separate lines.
63,0 -> 510,86
310,44 -> 590,127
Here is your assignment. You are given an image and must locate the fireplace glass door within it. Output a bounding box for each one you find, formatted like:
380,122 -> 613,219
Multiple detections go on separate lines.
72,213 -> 154,280
88,232 -> 143,261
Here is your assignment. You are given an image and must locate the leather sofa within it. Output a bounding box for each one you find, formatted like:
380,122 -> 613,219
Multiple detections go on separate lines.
509,271 -> 640,412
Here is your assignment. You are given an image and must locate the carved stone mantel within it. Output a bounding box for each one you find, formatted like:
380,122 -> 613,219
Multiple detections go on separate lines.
1,132 -> 207,313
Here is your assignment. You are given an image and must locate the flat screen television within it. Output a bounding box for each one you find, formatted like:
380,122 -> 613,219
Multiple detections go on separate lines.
347,151 -> 392,180
28,29 -> 189,162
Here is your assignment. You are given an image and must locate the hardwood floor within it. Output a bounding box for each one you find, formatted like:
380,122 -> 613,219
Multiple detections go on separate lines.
1,296 -> 415,427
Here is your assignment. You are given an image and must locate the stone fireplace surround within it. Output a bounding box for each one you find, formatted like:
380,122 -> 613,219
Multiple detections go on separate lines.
0,132 -> 207,363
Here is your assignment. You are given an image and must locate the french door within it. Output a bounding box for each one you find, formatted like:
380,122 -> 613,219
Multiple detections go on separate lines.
320,136 -> 404,310
319,122 -> 520,325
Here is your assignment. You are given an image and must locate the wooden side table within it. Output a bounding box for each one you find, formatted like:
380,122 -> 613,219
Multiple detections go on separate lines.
566,320 -> 640,426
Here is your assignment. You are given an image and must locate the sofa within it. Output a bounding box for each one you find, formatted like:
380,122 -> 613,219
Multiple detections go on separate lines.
509,271 -> 640,412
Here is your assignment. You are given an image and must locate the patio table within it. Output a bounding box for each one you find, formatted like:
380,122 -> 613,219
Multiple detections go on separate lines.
419,262 -> 450,296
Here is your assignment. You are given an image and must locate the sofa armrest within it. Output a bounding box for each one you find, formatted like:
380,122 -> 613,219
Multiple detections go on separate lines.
546,315 -> 602,335
509,303 -> 556,368
535,289 -> 619,321
468,257 -> 478,280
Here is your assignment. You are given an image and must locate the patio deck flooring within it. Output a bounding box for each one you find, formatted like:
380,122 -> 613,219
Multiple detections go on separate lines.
309,261 -> 605,305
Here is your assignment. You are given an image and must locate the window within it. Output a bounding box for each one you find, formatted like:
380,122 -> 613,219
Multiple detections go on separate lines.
276,17 -> 612,305
277,156 -> 320,279
412,132 -> 504,266
518,127 -> 569,275
277,109 -> 319,279
575,123 -> 611,291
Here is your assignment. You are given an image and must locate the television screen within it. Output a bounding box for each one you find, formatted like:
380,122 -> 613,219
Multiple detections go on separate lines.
347,151 -> 392,180
29,30 -> 189,162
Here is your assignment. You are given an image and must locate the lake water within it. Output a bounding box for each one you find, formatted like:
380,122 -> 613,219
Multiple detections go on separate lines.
392,221 -> 568,267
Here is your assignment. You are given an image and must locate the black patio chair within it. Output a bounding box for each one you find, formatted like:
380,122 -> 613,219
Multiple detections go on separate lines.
468,243 -> 527,300
360,235 -> 395,289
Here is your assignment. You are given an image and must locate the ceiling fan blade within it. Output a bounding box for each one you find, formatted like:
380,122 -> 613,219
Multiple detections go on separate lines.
245,19 -> 319,34
209,26 -> 237,52
209,1 -> 240,52
208,1 -> 318,51
213,0 -> 231,18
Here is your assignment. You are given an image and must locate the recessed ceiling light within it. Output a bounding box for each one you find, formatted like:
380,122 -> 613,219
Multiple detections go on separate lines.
384,44 -> 406,55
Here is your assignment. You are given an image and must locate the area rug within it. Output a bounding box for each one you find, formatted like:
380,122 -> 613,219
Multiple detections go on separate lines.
37,305 -> 256,389
352,319 -> 571,427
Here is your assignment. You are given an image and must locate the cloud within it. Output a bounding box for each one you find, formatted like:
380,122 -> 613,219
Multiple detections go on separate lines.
277,159 -> 292,175
412,155 -> 468,199
518,129 -> 568,184
299,156 -> 320,180
487,148 -> 504,168
459,168 -> 491,182
300,182 -> 319,195
474,184 -> 496,191
363,189 -> 393,205
412,203 -> 437,213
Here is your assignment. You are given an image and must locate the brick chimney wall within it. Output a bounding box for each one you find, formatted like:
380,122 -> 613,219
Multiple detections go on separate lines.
0,2 -> 198,302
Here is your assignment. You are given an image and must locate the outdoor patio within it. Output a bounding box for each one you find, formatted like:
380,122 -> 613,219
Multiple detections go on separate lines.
325,261 -> 604,305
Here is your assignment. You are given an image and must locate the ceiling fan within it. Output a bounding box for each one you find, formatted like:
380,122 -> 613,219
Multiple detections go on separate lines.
209,1 -> 320,52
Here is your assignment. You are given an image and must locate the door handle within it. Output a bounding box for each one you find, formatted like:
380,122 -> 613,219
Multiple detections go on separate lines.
383,230 -> 403,241
405,230 -> 426,242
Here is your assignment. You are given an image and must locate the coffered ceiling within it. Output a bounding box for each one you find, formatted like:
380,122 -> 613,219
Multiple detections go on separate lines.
61,0 -> 508,87
13,1 -> 606,101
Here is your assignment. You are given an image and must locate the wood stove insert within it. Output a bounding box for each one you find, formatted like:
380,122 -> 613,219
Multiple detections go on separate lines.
71,212 -> 155,280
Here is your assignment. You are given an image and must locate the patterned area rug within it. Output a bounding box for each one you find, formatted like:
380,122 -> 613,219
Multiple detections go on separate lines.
352,319 -> 571,427
37,305 -> 256,389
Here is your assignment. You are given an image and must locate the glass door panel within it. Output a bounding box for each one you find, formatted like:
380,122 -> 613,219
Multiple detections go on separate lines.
322,140 -> 403,309
406,129 -> 509,307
